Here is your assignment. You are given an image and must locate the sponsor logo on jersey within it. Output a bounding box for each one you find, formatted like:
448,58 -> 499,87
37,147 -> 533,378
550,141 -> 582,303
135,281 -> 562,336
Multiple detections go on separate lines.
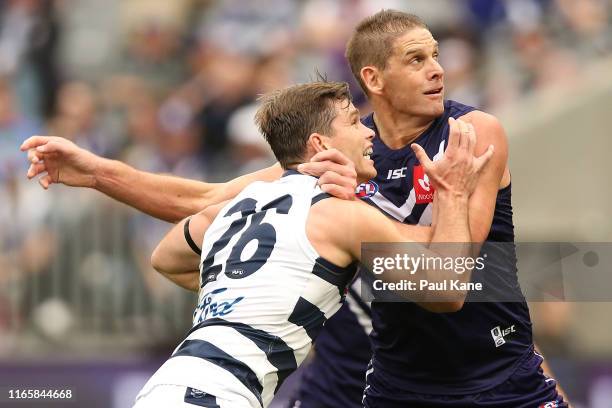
538,402 -> 560,408
193,287 -> 244,323
386,167 -> 407,180
413,165 -> 434,204
490,324 -> 516,347
355,181 -> 379,198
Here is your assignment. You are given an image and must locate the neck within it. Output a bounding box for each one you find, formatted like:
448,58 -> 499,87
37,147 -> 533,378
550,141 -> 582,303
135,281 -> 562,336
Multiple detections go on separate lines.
372,100 -> 435,149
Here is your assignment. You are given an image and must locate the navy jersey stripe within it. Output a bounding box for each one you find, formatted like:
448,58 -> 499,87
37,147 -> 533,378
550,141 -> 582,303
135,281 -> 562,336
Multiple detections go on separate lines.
188,318 -> 298,394
312,258 -> 357,299
288,297 -> 327,341
261,194 -> 293,214
311,192 -> 332,206
173,339 -> 263,407
347,287 -> 372,318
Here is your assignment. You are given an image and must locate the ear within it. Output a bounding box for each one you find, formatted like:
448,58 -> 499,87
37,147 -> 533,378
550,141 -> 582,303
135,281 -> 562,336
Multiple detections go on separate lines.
307,132 -> 331,153
361,66 -> 384,95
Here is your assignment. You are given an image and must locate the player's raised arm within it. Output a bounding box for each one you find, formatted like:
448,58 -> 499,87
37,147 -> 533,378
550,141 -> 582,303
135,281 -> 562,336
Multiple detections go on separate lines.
150,200 -> 230,291
458,110 -> 511,244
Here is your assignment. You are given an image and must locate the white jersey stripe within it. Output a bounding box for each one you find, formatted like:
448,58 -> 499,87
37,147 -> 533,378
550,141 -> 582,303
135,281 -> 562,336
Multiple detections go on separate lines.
139,356 -> 260,408
184,325 -> 279,405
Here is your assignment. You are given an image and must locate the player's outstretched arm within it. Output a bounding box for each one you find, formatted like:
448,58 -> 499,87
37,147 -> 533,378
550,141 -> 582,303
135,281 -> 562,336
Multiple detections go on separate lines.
151,201 -> 229,291
21,137 -> 359,222
20,135 -> 282,222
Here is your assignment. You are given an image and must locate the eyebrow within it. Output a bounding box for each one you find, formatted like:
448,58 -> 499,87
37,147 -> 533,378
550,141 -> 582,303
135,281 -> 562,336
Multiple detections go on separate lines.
348,109 -> 360,121
404,42 -> 439,56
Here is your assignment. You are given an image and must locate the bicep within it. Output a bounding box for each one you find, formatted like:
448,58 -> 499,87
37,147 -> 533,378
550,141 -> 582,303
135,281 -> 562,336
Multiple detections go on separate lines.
462,111 -> 509,243
188,202 -> 228,247
351,203 -> 417,255
151,218 -> 203,273
151,207 -> 219,275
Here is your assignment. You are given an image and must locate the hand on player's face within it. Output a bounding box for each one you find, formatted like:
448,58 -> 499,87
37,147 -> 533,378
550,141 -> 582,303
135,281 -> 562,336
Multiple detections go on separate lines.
298,101 -> 375,200
298,149 -> 358,200
410,117 -> 494,197
20,135 -> 98,189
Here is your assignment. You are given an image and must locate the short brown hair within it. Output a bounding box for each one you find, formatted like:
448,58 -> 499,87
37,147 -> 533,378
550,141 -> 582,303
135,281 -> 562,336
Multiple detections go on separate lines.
255,81 -> 351,169
346,10 -> 427,93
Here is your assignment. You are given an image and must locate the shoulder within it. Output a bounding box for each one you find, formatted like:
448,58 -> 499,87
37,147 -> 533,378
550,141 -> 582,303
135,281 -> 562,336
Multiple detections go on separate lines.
309,196 -> 364,223
459,111 -> 506,138
311,196 -> 392,234
459,110 -> 508,154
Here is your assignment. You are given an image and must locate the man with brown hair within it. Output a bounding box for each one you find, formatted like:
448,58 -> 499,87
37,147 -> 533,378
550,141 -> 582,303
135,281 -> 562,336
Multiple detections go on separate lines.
134,80 -> 489,407
292,9 -> 568,408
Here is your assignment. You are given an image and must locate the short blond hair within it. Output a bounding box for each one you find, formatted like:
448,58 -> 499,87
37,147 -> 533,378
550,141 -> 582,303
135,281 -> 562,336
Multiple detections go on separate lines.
346,10 -> 427,93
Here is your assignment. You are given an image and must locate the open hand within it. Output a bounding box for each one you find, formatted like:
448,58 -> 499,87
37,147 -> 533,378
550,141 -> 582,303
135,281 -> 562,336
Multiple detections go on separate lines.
410,118 -> 493,197
20,136 -> 100,189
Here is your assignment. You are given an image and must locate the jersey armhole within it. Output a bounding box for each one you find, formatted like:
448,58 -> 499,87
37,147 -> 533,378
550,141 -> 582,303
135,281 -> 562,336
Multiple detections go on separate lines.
298,189 -> 357,287
310,192 -> 333,206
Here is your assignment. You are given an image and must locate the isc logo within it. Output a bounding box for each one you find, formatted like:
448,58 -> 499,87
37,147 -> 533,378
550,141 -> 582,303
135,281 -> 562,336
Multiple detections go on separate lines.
387,167 -> 407,179
490,325 -> 516,347
355,181 -> 379,198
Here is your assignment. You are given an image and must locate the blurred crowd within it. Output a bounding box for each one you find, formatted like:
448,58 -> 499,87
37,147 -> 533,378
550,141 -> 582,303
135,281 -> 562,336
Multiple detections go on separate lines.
0,0 -> 611,356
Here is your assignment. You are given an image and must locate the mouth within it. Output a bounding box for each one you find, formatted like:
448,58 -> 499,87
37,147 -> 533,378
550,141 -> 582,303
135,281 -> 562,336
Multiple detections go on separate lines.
363,146 -> 374,160
424,86 -> 443,96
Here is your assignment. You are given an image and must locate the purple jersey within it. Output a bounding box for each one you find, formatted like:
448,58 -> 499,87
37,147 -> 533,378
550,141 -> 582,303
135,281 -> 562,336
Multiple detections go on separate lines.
362,100 -> 533,395
289,100 -> 534,407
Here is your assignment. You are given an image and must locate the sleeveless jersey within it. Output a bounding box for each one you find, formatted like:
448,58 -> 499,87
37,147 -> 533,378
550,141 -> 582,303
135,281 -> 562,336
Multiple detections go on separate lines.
293,278 -> 372,408
360,99 -> 533,394
137,171 -> 356,408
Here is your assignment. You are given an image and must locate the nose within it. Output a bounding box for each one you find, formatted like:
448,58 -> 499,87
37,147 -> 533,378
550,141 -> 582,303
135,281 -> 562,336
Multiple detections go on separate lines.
427,58 -> 444,82
362,124 -> 375,141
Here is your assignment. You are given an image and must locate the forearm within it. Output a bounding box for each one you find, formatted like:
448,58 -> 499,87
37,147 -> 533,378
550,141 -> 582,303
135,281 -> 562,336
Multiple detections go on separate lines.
159,270 -> 200,292
358,201 -> 468,309
431,191 -> 471,244
420,192 -> 473,307
96,160 -> 282,223
94,158 -> 213,222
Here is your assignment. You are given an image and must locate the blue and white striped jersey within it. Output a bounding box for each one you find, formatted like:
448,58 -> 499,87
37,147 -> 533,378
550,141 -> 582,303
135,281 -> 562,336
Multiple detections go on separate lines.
137,171 -> 356,408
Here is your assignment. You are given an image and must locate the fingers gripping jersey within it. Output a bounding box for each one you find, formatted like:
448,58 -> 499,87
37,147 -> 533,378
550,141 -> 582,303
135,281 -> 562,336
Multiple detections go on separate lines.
137,172 -> 356,408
